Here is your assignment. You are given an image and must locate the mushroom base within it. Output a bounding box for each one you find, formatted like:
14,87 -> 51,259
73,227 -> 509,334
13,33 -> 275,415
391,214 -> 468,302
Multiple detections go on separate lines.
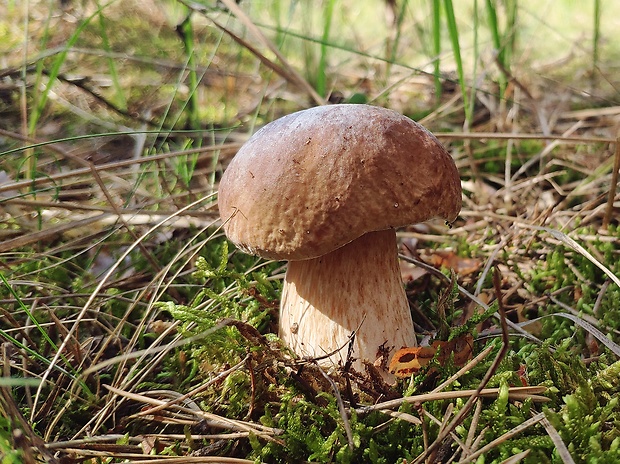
279,228 -> 416,381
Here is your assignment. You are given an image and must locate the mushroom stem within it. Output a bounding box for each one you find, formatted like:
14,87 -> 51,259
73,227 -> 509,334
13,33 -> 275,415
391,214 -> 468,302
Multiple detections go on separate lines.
280,228 -> 416,380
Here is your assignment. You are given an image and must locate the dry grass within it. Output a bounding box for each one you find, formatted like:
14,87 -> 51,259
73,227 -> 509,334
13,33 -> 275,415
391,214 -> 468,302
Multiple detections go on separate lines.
1,0 -> 620,462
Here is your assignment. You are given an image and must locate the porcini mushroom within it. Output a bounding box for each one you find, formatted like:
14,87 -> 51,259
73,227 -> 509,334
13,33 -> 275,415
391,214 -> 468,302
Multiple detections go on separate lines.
218,104 -> 461,380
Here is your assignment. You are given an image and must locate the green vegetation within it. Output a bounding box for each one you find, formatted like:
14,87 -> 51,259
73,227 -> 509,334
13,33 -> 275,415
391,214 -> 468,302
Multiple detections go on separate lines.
1,0 -> 619,462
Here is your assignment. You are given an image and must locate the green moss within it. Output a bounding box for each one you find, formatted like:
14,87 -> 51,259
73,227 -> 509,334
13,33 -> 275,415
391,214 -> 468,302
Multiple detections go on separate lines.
545,361 -> 620,462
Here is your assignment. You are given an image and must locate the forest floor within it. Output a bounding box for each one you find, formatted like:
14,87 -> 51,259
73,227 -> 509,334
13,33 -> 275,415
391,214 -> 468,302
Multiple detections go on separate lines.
1,1 -> 620,462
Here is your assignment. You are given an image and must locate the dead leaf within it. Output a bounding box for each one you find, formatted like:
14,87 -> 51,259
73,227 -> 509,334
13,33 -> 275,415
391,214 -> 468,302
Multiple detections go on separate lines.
389,334 -> 474,378
428,251 -> 482,276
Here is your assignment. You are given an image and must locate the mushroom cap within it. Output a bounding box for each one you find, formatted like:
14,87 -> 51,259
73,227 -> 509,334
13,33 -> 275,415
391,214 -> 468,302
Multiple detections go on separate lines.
218,104 -> 461,261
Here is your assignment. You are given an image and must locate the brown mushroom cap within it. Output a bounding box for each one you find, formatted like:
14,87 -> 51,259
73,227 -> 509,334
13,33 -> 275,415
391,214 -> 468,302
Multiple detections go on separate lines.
218,104 -> 461,261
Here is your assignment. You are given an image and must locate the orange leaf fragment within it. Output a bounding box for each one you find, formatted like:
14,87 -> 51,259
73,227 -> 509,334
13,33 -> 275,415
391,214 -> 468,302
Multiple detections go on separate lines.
389,334 -> 474,378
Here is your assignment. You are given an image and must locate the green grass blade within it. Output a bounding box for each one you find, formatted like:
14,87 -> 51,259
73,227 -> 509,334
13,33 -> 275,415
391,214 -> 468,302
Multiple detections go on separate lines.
0,377 -> 41,387
486,0 -> 518,97
432,0 -> 442,103
95,0 -> 127,111
592,0 -> 601,84
485,0 -> 506,96
1,272 -> 62,355
442,0 -> 470,124
317,0 -> 335,98
178,12 -> 200,130
28,1 -> 114,136
0,273 -> 91,396
470,0 -> 479,121
485,0 -> 502,62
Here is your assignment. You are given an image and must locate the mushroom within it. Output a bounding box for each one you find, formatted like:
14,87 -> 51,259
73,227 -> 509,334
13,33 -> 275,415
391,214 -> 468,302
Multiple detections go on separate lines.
218,104 -> 461,380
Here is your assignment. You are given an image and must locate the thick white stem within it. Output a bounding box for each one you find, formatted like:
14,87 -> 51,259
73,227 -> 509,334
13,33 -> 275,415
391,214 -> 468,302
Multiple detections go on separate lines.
279,228 -> 416,380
